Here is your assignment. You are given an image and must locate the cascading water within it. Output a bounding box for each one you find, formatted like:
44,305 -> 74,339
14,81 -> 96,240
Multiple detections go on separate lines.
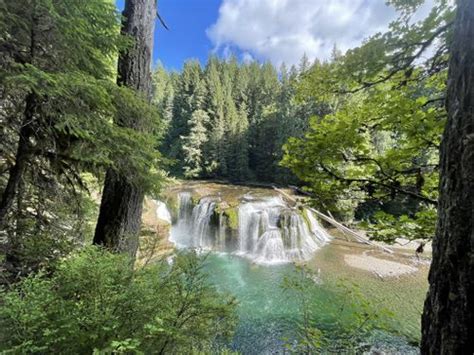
169,192 -> 193,247
169,192 -> 331,264
237,196 -> 331,264
190,197 -> 218,248
155,201 -> 172,224
170,192 -> 220,250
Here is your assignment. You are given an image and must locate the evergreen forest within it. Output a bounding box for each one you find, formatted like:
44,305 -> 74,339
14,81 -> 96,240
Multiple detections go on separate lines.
0,0 -> 473,354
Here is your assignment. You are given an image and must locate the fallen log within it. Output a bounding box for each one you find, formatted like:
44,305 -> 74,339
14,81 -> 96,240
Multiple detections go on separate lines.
273,186 -> 394,254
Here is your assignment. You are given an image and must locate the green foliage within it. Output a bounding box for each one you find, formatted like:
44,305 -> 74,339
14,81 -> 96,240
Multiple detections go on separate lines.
160,54 -> 316,184
282,72 -> 443,223
182,109 -> 210,178
281,1 -> 454,239
1,0 -> 165,274
362,207 -> 437,243
224,208 -> 239,230
152,62 -> 176,131
0,247 -> 237,354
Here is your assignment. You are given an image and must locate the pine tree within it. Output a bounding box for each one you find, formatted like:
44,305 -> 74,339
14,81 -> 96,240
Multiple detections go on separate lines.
231,104 -> 250,181
164,60 -> 202,174
181,109 -> 209,178
252,61 -> 281,180
152,62 -> 174,131
154,54 -> 317,185
299,53 -> 311,74
0,0 -> 125,227
223,65 -> 241,180
203,57 -> 227,177
273,63 -> 299,183
330,43 -> 343,61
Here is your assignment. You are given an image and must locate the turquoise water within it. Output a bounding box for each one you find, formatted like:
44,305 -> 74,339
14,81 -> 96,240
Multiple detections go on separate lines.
204,253 -> 299,353
203,253 -> 419,354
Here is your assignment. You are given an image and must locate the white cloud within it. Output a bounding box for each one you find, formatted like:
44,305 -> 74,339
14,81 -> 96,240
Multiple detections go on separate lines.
241,52 -> 254,63
207,0 -> 400,66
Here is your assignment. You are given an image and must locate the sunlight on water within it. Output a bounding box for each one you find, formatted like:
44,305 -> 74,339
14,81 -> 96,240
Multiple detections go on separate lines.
203,253 -> 419,354
161,190 -> 422,354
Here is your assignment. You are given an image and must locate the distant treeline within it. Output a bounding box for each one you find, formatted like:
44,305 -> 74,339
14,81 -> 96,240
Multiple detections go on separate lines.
153,55 -> 327,184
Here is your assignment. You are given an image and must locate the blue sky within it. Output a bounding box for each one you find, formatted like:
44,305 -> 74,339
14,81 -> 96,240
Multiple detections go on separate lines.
116,0 -> 434,71
116,0 -> 222,70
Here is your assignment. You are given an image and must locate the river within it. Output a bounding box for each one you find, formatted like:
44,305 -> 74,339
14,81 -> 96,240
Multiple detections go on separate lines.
157,182 -> 428,354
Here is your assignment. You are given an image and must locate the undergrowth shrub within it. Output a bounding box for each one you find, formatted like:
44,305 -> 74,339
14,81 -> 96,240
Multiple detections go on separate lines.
0,247 -> 237,354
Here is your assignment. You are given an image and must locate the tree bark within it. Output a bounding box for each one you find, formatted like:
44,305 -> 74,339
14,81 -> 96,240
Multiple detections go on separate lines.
93,0 -> 156,257
421,1 -> 474,353
0,4 -> 38,229
0,93 -> 35,228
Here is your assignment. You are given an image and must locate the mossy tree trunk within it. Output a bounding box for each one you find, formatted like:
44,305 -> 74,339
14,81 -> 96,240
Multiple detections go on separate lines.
93,0 -> 156,258
421,1 -> 474,353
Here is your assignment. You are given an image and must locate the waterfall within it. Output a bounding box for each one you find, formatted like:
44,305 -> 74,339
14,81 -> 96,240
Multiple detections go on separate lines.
238,197 -> 286,263
177,192 -> 192,222
305,209 -> 332,244
237,197 -> 330,264
169,193 -> 330,264
190,197 -> 217,248
170,192 -> 219,250
155,201 -> 172,224
170,192 -> 194,247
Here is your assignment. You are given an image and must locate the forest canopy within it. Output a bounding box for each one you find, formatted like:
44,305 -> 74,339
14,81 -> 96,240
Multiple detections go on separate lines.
157,55 -> 319,184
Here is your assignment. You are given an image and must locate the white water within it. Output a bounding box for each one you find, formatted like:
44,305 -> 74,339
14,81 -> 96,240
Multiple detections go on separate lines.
169,192 -> 331,264
155,201 -> 172,224
237,197 -> 331,264
190,197 -> 217,248
169,192 -> 194,248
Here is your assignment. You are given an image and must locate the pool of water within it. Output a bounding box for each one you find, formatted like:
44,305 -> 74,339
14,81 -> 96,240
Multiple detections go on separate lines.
159,183 -> 427,353
202,252 -> 421,354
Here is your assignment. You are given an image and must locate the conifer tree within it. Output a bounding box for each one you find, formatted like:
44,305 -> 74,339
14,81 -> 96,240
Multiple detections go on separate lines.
164,60 -> 202,174
204,57 -> 227,177
152,62 -> 175,131
179,64 -> 207,177
158,55 -> 321,184
298,53 -> 311,75
231,105 -> 250,181
0,0 -> 124,227
422,0 -> 474,351
252,62 -> 280,180
223,67 -> 241,180
181,109 -> 209,178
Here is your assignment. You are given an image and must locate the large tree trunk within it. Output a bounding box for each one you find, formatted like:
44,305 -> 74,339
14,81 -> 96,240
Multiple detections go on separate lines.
421,1 -> 474,353
93,0 -> 156,257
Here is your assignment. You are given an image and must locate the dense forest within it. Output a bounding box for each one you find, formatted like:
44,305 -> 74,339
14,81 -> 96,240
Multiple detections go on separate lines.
156,55 -> 322,184
1,0 -> 473,353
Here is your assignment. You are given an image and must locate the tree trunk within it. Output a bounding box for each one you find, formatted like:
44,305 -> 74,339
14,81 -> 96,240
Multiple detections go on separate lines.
93,0 -> 156,257
0,93 -> 35,228
0,5 -> 38,229
421,1 -> 474,353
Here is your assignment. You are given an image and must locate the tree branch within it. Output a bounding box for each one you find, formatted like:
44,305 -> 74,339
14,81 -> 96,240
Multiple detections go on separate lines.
319,162 -> 438,205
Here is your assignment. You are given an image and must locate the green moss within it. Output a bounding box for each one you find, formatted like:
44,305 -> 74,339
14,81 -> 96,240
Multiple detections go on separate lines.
224,208 -> 239,230
191,194 -> 201,206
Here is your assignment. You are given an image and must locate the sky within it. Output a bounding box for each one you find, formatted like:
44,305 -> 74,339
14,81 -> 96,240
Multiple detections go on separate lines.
115,0 -> 433,71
